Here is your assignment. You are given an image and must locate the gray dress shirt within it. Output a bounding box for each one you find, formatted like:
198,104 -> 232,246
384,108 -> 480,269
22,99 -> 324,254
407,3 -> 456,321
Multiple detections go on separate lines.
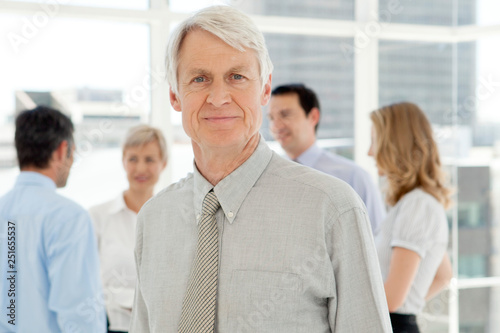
296,143 -> 386,235
130,138 -> 392,332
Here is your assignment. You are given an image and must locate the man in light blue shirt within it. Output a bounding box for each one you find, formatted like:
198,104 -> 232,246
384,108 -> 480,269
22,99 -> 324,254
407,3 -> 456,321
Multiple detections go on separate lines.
268,83 -> 386,234
0,106 -> 105,332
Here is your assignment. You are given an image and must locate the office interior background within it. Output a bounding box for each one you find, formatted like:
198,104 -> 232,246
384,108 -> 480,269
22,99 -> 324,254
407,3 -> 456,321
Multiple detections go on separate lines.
1,0 -> 500,331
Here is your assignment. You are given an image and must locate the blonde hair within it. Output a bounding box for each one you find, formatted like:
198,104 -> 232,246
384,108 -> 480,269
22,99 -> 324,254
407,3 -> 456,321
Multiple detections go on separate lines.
123,124 -> 167,162
370,102 -> 451,209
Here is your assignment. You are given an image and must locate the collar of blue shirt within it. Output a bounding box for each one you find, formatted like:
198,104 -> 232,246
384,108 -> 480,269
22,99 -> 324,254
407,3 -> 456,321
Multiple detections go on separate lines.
16,171 -> 56,190
296,142 -> 322,168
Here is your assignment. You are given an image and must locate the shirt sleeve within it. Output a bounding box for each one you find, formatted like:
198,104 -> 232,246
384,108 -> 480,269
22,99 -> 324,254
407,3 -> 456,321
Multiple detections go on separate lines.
45,208 -> 106,332
349,169 -> 386,236
129,211 -> 149,332
327,207 -> 392,332
391,194 -> 441,259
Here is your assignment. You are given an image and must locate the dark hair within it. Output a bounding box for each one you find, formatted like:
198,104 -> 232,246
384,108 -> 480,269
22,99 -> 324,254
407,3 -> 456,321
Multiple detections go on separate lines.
15,106 -> 74,169
271,83 -> 321,131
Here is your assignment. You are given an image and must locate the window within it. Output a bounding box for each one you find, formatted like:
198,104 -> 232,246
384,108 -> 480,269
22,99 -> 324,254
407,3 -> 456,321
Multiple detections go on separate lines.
459,255 -> 487,278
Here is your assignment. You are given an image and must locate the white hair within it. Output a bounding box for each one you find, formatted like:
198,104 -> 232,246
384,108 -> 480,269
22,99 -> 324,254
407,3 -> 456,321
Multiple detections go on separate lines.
165,5 -> 274,95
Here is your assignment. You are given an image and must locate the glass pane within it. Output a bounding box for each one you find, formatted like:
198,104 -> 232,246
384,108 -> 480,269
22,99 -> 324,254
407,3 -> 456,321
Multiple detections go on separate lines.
5,0 -> 149,10
379,40 -> 476,161
168,0 -> 354,20
457,166 -> 490,279
379,41 -> 455,128
471,0 -> 500,26
262,34 -> 354,157
456,37 -> 500,279
378,0 -> 472,26
0,15 -> 151,207
378,0 -> 499,26
459,287 -> 500,332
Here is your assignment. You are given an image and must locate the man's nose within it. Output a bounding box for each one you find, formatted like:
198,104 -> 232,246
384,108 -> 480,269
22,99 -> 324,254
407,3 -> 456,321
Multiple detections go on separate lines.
207,79 -> 231,107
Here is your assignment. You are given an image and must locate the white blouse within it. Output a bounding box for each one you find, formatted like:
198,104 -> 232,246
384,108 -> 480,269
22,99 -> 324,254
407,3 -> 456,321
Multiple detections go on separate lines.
89,193 -> 137,331
376,188 -> 449,315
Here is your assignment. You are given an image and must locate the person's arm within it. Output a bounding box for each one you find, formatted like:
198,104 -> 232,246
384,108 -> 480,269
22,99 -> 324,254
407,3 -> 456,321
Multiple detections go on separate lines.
384,247 -> 421,312
46,210 -> 106,332
351,169 -> 386,236
129,213 -> 149,332
426,253 -> 453,301
327,206 -> 392,332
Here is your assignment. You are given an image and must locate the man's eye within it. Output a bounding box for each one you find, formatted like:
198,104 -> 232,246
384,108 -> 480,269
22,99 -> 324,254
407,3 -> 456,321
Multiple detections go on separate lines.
193,77 -> 205,83
232,74 -> 244,80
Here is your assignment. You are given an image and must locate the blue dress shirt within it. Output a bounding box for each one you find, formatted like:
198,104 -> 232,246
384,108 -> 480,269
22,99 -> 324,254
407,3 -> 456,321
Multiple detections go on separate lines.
296,143 -> 386,234
0,172 -> 106,332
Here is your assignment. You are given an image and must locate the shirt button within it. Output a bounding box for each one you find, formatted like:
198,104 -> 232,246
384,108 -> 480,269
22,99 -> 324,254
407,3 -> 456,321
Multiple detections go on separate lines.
196,214 -> 201,220
228,212 -> 234,218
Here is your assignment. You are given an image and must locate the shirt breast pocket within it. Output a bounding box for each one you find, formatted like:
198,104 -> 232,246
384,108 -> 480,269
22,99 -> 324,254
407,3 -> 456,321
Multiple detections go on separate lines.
226,270 -> 301,333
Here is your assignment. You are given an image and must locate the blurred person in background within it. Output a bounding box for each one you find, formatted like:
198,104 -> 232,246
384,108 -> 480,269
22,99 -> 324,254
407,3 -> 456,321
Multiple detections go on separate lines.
268,83 -> 386,235
0,106 -> 105,332
369,102 -> 453,333
89,124 -> 167,333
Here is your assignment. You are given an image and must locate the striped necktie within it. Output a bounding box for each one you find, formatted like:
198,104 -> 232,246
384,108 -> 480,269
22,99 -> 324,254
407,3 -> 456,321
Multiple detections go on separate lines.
178,190 -> 220,333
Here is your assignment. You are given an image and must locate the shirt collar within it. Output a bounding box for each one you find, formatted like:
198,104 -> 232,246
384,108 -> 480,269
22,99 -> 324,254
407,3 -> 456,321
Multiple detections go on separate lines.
296,142 -> 321,168
15,171 -> 56,190
193,136 -> 273,224
107,192 -> 130,215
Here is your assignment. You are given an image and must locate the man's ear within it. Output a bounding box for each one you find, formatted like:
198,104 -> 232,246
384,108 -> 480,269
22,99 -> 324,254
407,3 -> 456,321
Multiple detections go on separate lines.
308,107 -> 320,127
53,140 -> 69,163
261,74 -> 272,106
170,88 -> 182,112
46,140 -> 68,170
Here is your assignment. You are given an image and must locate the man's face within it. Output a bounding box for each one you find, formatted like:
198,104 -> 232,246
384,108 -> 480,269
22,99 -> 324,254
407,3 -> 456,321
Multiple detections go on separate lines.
170,29 -> 271,152
268,93 -> 318,158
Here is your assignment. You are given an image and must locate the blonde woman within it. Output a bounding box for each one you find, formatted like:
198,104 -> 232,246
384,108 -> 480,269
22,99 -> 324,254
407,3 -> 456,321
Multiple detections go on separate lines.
368,102 -> 453,333
89,125 -> 167,333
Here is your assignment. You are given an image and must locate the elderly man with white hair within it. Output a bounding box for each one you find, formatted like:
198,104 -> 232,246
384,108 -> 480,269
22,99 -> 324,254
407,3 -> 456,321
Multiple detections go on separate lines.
130,5 -> 391,333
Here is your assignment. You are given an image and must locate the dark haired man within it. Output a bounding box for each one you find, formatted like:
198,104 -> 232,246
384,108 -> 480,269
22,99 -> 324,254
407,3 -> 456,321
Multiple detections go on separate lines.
268,83 -> 386,235
0,106 -> 105,332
